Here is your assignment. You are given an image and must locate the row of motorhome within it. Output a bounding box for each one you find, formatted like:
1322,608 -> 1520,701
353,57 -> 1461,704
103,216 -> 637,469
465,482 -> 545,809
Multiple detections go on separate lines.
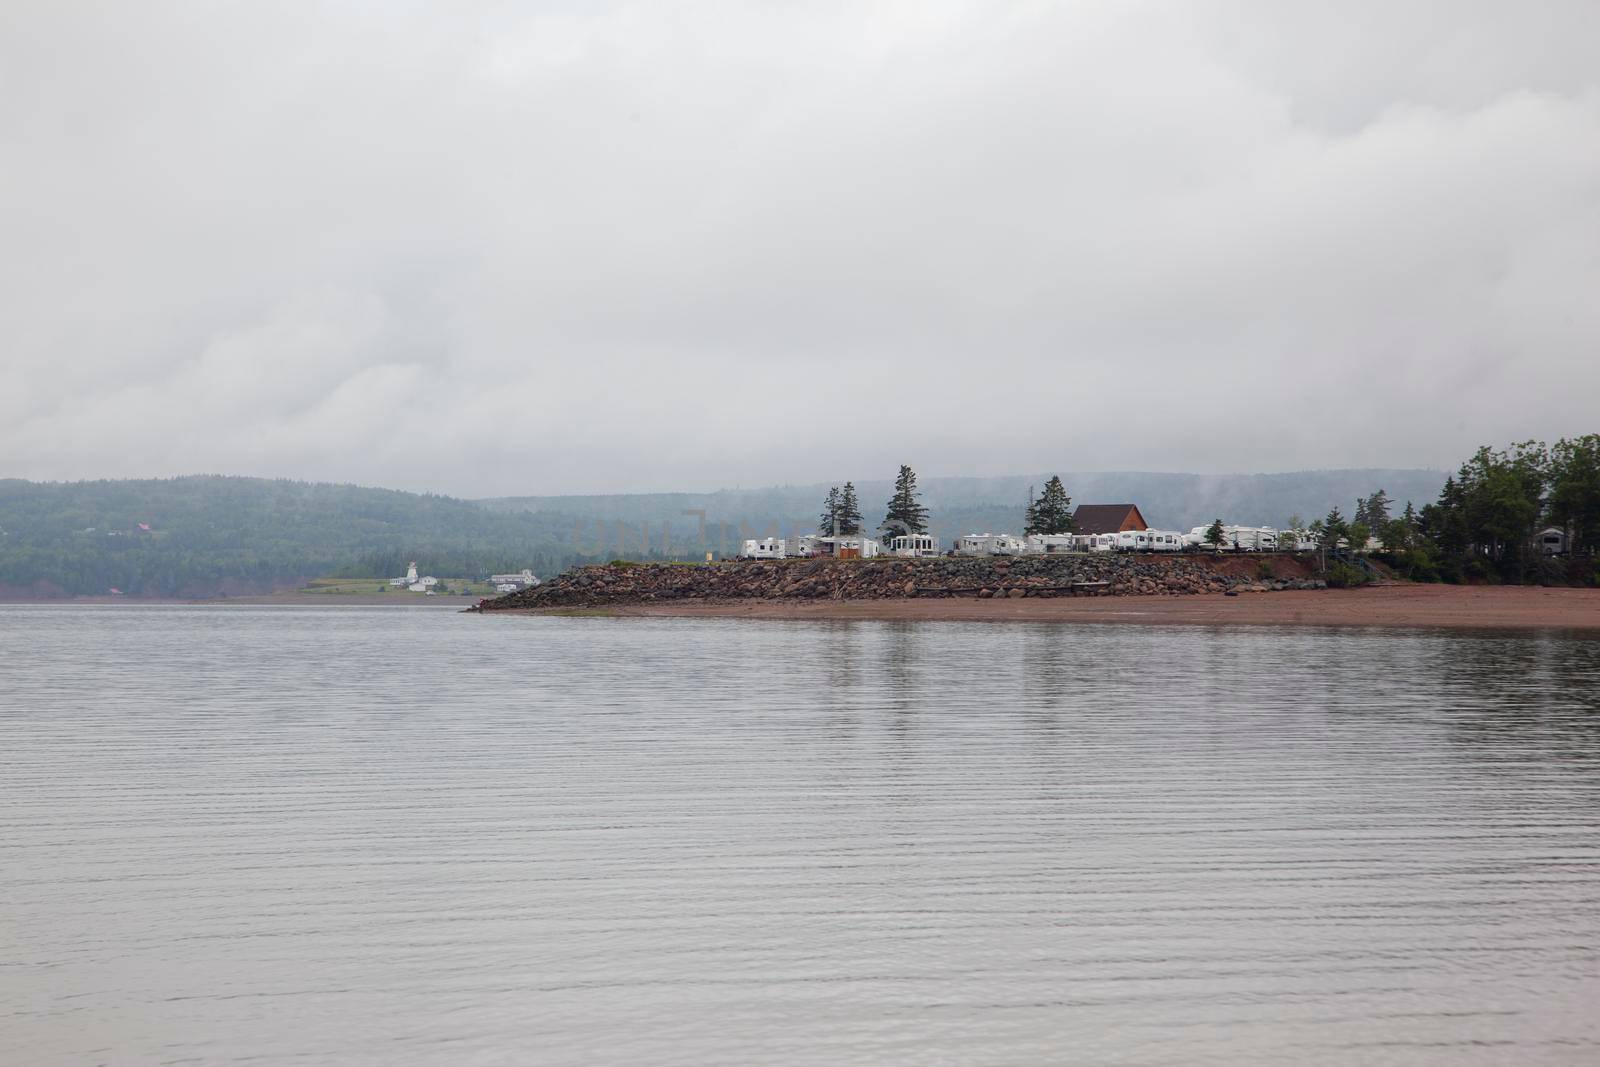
742,526 -> 1310,559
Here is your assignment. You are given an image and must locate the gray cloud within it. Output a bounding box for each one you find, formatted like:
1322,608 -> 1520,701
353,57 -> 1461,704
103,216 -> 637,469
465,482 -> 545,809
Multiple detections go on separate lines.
3,1 -> 1597,495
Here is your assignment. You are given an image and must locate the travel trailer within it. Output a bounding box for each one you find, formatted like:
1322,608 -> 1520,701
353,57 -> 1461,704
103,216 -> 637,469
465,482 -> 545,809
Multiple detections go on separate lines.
1074,533 -> 1119,552
741,537 -> 788,559
1024,534 -> 1076,554
888,533 -> 940,557
1536,527 -> 1567,555
957,533 -> 1027,556
1185,525 -> 1278,551
1114,530 -> 1152,552
814,535 -> 881,559
1144,530 -> 1185,552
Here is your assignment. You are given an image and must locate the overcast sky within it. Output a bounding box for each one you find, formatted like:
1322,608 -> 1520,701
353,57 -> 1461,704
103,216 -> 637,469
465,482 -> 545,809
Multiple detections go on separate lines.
4,2 -> 1597,496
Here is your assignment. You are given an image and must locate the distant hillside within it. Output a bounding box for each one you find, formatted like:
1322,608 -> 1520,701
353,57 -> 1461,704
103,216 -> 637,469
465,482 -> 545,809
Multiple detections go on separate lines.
482,469 -> 1448,544
0,468 -> 1448,597
0,477 -> 595,598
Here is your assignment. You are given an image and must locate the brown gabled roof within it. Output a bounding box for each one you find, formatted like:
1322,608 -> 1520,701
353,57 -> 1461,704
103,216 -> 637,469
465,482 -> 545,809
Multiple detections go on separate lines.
1072,504 -> 1149,534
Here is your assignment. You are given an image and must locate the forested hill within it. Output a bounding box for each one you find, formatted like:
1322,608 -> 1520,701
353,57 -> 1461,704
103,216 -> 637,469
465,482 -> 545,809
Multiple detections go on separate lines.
1,468 -> 1448,598
0,477 -> 593,598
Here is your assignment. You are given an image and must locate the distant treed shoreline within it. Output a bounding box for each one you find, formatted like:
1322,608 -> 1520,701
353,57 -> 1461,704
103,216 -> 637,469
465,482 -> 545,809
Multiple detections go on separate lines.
0,454 -> 1590,598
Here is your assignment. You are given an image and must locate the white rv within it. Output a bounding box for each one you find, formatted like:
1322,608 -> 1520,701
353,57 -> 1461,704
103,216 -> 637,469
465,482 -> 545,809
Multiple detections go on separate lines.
1114,530 -> 1151,551
815,535 -> 880,558
790,535 -> 819,557
1188,525 -> 1279,551
957,533 -> 1027,556
1145,530 -> 1184,552
1024,534 -> 1076,554
1536,527 -> 1567,555
1074,533 -> 1118,552
741,537 -> 788,559
888,533 -> 940,557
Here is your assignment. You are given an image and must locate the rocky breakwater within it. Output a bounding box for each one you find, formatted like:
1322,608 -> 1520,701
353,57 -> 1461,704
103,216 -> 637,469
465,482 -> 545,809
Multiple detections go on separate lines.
475,555 -> 1326,611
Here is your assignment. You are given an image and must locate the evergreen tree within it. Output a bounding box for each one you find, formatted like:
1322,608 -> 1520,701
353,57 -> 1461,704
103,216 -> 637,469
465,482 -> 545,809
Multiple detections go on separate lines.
1024,476 -> 1075,535
1364,489 -> 1392,528
881,465 -> 929,538
1547,434 -> 1600,553
819,487 -> 842,534
1321,506 -> 1348,549
1204,519 -> 1225,548
837,483 -> 863,535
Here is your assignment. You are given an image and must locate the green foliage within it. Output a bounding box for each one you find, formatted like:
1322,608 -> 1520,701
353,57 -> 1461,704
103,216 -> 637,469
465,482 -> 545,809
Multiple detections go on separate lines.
1347,520 -> 1372,553
1547,434 -> 1600,554
1256,560 -> 1276,579
882,465 -> 930,537
1024,476 -> 1074,536
1417,440 -> 1553,582
1204,519 -> 1225,547
1325,562 -> 1370,588
1378,517 -> 1412,552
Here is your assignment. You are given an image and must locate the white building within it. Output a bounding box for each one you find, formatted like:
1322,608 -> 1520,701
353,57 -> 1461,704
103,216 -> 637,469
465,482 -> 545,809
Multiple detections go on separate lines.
490,569 -> 540,588
390,560 -> 421,587
889,533 -> 939,556
957,533 -> 1027,556
790,535 -> 819,557
1536,527 -> 1567,554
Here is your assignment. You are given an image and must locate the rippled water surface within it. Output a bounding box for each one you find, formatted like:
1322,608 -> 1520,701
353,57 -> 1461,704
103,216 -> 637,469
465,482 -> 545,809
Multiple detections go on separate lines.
3,605 -> 1600,1065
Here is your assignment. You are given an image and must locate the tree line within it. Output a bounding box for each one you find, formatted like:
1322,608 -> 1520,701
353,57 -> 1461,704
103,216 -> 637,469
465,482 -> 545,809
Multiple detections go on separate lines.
819,467 -> 1076,539
1291,436 -> 1598,584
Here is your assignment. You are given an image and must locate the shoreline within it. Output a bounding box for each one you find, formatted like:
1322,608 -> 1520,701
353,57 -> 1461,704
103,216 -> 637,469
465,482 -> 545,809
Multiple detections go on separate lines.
489,585 -> 1600,632
0,594 -> 474,607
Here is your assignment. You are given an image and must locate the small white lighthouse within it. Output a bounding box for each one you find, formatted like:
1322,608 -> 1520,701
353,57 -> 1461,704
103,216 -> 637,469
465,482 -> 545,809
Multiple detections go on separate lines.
406,561 -> 418,584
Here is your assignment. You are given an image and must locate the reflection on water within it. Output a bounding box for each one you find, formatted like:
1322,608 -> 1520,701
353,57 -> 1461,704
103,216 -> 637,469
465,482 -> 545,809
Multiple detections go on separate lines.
2,606 -> 1599,1066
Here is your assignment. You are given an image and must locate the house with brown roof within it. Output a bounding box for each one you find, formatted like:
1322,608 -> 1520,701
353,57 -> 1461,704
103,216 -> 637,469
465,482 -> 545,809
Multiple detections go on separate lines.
1071,504 -> 1149,535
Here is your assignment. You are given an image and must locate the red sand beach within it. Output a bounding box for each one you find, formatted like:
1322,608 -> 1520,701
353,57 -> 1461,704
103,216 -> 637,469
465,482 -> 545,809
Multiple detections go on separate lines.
512,584 -> 1600,631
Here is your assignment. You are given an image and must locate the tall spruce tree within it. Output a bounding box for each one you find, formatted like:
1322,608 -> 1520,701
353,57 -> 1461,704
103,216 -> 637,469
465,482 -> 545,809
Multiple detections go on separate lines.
1322,506 -> 1348,548
1024,476 -> 1074,535
1204,519 -> 1226,548
819,487 -> 842,534
837,482 -> 863,535
881,465 -> 929,539
1364,489 -> 1392,528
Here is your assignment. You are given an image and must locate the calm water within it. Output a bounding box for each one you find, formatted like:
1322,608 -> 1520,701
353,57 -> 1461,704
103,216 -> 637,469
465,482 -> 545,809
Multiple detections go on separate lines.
2,606 -> 1599,1065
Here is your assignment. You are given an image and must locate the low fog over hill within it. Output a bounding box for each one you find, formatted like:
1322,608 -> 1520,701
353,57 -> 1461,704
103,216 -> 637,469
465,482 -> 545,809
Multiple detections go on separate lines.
0,469 -> 1446,597
482,468 -> 1449,545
